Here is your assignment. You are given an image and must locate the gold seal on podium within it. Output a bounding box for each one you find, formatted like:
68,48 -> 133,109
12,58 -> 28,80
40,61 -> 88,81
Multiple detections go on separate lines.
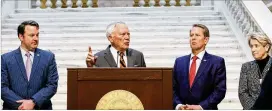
95,90 -> 144,110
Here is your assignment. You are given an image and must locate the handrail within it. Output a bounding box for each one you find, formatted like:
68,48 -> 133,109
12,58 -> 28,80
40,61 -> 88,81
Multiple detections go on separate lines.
34,0 -> 201,8
225,0 -> 264,36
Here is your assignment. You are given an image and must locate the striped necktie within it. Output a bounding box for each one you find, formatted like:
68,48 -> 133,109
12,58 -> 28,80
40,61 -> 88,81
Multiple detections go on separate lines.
119,52 -> 126,68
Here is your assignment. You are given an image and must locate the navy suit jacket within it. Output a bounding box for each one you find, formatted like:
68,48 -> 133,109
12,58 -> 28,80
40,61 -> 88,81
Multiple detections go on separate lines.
173,52 -> 226,109
1,48 -> 59,110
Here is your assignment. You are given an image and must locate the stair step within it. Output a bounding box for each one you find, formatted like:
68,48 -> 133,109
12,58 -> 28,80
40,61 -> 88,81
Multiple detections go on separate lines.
1,43 -> 241,50
15,7 -> 215,13
2,41 -> 239,46
2,26 -> 230,34
2,38 -> 237,44
4,16 -> 226,23
1,35 -> 236,41
3,20 -> 227,28
2,25 -> 229,30
9,11 -> 220,18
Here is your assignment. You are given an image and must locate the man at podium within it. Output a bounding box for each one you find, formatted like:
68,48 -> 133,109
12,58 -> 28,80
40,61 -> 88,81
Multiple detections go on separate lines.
173,24 -> 226,110
86,22 -> 146,68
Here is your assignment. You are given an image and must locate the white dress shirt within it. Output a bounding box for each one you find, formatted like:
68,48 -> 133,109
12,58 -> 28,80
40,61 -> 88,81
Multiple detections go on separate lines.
189,50 -> 206,75
20,46 -> 34,68
110,46 -> 128,68
175,50 -> 206,110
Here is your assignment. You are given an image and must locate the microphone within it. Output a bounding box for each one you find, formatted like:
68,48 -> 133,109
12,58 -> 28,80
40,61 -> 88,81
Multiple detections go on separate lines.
117,51 -> 120,67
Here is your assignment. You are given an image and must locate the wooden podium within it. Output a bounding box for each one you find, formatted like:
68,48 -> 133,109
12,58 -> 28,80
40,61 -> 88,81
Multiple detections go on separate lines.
67,68 -> 173,110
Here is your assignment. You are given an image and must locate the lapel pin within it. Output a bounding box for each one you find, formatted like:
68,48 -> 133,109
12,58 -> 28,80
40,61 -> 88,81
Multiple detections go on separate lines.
37,54 -> 40,56
203,59 -> 207,62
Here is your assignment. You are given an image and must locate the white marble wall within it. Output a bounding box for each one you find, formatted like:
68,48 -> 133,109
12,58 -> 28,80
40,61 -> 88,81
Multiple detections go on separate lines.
98,0 -> 134,7
1,0 -> 17,20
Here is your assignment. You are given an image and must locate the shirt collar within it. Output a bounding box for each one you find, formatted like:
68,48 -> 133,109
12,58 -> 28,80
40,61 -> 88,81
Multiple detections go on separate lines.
20,46 -> 34,57
190,50 -> 205,60
110,46 -> 126,56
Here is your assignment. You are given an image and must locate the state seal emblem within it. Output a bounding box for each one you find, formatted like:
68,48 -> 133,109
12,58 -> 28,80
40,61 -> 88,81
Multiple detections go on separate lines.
96,90 -> 144,110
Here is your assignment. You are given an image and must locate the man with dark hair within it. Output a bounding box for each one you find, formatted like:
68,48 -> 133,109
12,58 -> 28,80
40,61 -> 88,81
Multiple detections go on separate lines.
1,20 -> 59,110
173,24 -> 226,110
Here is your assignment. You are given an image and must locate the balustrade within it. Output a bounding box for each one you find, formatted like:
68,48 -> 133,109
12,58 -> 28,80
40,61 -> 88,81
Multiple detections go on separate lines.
35,0 -> 199,8
225,0 -> 263,36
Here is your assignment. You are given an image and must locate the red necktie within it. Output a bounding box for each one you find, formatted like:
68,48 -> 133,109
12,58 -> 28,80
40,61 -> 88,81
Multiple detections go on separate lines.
189,56 -> 198,87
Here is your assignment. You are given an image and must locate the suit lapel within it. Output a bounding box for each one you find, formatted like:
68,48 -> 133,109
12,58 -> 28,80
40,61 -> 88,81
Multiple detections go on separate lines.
14,48 -> 28,81
184,55 -> 191,88
30,48 -> 41,81
104,45 -> 117,67
250,61 -> 261,91
192,52 -> 210,87
127,49 -> 134,67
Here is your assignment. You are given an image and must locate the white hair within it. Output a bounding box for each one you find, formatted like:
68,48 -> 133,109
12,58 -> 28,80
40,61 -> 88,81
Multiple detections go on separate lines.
106,21 -> 127,38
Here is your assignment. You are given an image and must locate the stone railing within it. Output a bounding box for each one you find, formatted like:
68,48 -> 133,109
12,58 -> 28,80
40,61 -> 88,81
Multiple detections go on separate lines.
35,0 -> 201,8
135,0 -> 199,7
265,2 -> 272,11
219,0 -> 272,60
36,0 -> 97,8
262,0 -> 272,11
225,0 -> 264,36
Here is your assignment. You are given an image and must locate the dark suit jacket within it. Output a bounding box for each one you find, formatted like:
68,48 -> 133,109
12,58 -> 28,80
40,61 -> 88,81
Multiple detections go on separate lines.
94,45 -> 146,67
173,52 -> 226,110
1,48 -> 59,110
238,58 -> 272,110
251,65 -> 272,110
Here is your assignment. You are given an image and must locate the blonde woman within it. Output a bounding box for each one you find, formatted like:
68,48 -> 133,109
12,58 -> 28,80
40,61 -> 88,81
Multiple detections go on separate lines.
238,33 -> 272,110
